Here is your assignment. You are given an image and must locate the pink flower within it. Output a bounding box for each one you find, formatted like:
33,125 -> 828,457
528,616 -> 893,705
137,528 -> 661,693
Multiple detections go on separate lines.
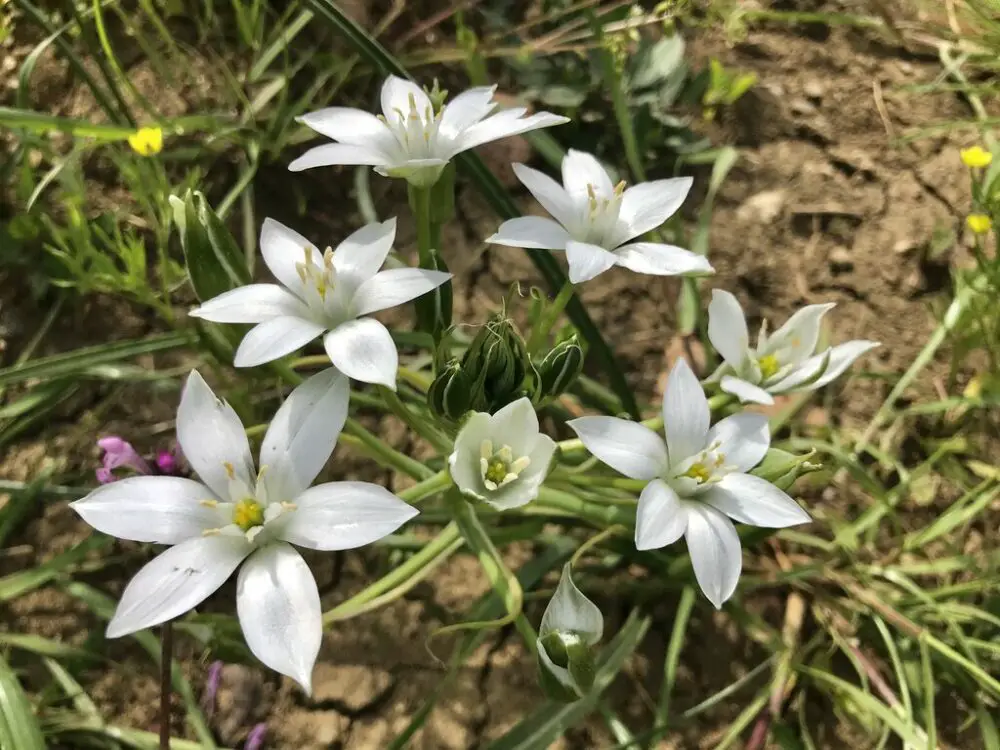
246,723 -> 267,750
96,436 -> 151,484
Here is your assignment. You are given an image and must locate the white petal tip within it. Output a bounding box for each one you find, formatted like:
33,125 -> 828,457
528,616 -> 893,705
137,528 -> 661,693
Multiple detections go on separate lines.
105,621 -> 132,639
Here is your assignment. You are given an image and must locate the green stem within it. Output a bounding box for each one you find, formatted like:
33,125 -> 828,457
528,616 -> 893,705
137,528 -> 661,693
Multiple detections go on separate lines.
409,183 -> 451,338
412,184 -> 434,268
342,418 -> 432,480
528,280 -> 576,353
377,385 -> 451,453
537,486 -> 635,529
323,522 -> 462,624
398,469 -> 453,504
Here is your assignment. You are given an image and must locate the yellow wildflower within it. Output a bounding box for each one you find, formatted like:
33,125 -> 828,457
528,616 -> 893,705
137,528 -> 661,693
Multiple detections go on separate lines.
960,145 -> 993,169
128,127 -> 163,156
967,214 -> 992,234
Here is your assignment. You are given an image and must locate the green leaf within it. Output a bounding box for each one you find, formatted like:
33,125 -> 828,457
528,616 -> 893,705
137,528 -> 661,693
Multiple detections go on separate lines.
172,190 -> 251,302
487,611 -> 650,750
299,0 -> 640,419
0,653 -> 45,750
0,534 -> 111,602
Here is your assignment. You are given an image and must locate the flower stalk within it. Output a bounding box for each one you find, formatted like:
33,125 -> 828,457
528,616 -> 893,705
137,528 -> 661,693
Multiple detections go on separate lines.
159,621 -> 172,750
527,281 -> 576,353
409,183 -> 453,340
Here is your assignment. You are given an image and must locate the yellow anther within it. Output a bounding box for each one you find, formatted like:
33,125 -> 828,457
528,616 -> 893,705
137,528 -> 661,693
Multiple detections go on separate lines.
961,146 -> 993,169
683,462 -> 712,484
200,499 -> 218,508
758,354 -> 780,379
613,180 -> 627,195
128,126 -> 163,156
223,462 -> 236,480
967,214 -> 992,234
233,499 -> 264,531
485,460 -> 508,485
202,528 -> 221,537
281,502 -> 298,511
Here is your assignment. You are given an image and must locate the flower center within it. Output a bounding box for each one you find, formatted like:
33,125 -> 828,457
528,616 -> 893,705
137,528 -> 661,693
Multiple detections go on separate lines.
383,92 -> 439,159
758,353 -> 780,380
683,462 -> 712,484
233,498 -> 264,531
479,439 -> 532,492
295,245 -> 337,301
584,180 -> 626,246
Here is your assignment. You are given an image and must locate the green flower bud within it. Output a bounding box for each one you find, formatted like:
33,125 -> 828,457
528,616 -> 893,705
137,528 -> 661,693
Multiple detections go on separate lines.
536,564 -> 603,702
463,313 -> 530,413
750,448 -> 821,491
537,335 -> 585,399
427,360 -> 472,423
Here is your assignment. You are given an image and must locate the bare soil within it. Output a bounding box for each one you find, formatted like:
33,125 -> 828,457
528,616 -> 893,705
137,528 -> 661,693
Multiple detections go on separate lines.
0,1 -> 989,748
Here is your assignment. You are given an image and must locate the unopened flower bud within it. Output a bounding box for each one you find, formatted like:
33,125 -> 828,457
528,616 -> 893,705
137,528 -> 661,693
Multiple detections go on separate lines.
536,336 -> 584,400
750,448 -> 821,491
536,564 -> 603,702
428,360 -> 472,422
463,313 -> 530,413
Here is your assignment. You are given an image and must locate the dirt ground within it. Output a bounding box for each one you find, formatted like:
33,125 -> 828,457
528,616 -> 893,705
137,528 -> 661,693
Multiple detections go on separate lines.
0,1 -> 988,748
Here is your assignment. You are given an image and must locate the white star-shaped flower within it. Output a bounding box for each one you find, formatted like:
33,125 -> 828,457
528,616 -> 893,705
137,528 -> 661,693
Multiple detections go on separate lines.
289,75 -> 569,187
71,370 -> 418,692
569,358 -> 810,608
190,218 -> 450,389
448,397 -> 556,510
486,149 -> 713,284
707,289 -> 881,405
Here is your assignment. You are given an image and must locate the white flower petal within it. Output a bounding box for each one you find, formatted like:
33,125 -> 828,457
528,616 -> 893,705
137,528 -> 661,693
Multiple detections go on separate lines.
511,163 -> 578,229
561,149 -> 614,200
352,268 -> 452,317
684,504 -> 742,609
331,219 -> 397,285
438,86 -> 497,138
234,316 -> 325,368
540,563 -> 603,643
613,242 -> 713,276
189,284 -> 306,324
704,473 -> 810,527
71,477 -> 221,544
454,110 -> 568,154
566,240 -> 618,284
662,358 -> 710,466
708,290 -> 751,370
380,75 -> 432,121
288,143 -> 388,171
296,107 -> 391,147
106,535 -> 250,638
488,397 -> 540,457
260,218 -> 320,295
260,368 -> 350,499
616,177 -> 693,243
635,479 -> 688,551
762,303 -> 836,365
323,318 -> 397,388
176,370 -> 255,500
448,412 -> 491,500
280,481 -> 418,550
720,375 -> 774,405
771,341 -> 880,392
486,216 -> 571,250
237,544 -> 321,693
706,413 -> 769,473
567,416 -> 668,480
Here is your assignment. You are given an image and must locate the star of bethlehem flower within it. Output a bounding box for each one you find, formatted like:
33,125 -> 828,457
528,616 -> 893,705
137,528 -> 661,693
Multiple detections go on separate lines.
536,563 -> 603,700
71,370 -> 418,693
288,75 -> 569,187
190,218 -> 450,389
706,289 -> 881,406
449,397 -> 556,510
569,358 -> 810,608
486,149 -> 714,284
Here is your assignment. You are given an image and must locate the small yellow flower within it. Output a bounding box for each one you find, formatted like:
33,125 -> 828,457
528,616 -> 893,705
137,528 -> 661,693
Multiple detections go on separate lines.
128,126 -> 163,156
967,214 -> 992,234
963,375 -> 983,400
961,145 -> 993,169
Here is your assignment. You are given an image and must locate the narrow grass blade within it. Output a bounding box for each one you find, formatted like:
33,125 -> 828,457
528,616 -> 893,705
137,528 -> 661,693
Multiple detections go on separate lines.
0,653 -> 46,750
0,535 -> 110,601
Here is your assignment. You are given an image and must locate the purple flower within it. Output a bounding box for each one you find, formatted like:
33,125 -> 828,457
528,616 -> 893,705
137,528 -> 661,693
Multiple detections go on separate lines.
200,660 -> 224,717
95,436 -> 151,483
155,449 -> 179,475
246,723 -> 267,750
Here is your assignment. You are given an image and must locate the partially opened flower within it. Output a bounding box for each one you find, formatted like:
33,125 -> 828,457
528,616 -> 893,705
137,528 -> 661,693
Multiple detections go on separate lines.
486,150 -> 713,284
707,290 -> 880,406
190,218 -> 450,388
448,397 -> 556,510
569,359 -> 810,608
71,370 -> 418,692
289,75 -> 569,187
536,563 -> 603,701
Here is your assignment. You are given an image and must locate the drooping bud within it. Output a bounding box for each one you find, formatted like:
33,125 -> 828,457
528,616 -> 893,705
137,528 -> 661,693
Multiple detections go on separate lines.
536,335 -> 585,400
536,563 -> 603,702
463,312 -> 531,413
750,448 -> 821,491
428,359 -> 473,423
